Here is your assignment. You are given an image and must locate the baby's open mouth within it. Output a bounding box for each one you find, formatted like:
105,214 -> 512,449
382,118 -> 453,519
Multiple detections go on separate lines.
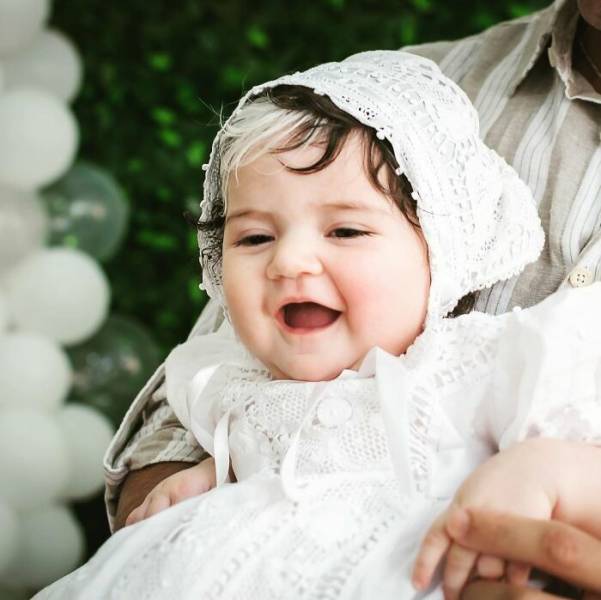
281,302 -> 341,330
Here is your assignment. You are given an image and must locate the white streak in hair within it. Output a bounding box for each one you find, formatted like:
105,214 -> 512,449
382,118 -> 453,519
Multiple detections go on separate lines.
219,96 -> 324,214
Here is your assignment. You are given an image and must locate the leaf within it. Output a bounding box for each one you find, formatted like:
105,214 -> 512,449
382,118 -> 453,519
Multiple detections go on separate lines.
187,141 -> 207,167
159,129 -> 182,147
247,25 -> 269,49
148,52 -> 172,71
151,107 -> 176,125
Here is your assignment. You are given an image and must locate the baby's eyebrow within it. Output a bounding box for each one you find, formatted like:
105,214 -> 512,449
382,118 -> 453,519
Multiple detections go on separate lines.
321,199 -> 391,215
225,208 -> 272,225
225,200 -> 386,225
321,200 -> 372,212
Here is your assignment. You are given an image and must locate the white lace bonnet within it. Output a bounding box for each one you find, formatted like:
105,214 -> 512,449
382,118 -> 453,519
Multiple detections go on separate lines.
198,50 -> 544,323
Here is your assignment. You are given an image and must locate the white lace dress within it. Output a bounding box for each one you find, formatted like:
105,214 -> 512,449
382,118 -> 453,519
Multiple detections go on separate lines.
35,286 -> 601,600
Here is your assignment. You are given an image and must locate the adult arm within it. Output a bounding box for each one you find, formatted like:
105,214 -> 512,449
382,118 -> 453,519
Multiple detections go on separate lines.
104,384 -> 209,531
104,301 -> 223,532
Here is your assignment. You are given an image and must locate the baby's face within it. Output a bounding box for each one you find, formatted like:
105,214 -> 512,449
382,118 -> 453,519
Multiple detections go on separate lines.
222,134 -> 430,381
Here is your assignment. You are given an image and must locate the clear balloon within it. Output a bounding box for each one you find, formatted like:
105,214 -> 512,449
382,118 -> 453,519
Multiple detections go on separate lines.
43,162 -> 129,261
68,314 -> 163,427
0,502 -> 19,575
5,248 -> 110,345
0,186 -> 48,274
57,404 -> 114,500
0,88 -> 78,190
3,505 -> 84,589
0,409 -> 69,510
0,332 -> 72,411
2,29 -> 83,102
0,0 -> 49,57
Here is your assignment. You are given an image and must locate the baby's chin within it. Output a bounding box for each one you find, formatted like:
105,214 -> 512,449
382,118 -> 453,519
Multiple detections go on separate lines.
267,357 -> 360,382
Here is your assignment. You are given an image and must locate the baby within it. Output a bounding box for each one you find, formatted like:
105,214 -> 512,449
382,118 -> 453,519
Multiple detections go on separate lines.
37,51 -> 601,600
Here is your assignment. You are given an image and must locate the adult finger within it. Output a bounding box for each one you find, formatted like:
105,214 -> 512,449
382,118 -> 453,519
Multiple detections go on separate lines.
447,508 -> 601,592
461,580 -> 565,600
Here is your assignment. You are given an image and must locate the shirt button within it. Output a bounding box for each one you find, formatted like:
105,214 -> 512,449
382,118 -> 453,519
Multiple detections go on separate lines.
568,266 -> 594,287
316,396 -> 353,427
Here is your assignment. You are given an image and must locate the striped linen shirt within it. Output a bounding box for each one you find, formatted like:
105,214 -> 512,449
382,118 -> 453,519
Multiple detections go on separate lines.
104,0 -> 601,531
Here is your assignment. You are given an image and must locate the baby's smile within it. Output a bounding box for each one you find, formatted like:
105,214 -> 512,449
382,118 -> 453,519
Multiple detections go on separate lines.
277,301 -> 342,334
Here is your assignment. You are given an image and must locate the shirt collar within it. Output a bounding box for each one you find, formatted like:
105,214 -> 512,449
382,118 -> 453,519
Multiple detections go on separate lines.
507,0 -> 580,96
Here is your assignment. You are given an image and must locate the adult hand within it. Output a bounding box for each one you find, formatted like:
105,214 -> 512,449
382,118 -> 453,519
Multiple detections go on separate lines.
463,581 -> 601,600
446,508 -> 601,599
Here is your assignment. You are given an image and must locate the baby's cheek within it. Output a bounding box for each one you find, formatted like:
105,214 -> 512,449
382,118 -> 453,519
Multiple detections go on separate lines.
223,256 -> 252,318
222,265 -> 262,350
343,265 -> 427,355
339,271 -> 394,336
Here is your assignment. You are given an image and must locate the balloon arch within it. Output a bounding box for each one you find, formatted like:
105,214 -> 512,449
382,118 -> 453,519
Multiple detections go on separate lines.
0,0 -> 161,596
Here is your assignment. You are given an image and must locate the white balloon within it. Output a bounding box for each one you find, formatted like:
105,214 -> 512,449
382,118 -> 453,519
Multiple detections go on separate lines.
0,88 -> 78,190
0,332 -> 72,411
57,404 -> 114,499
0,0 -> 49,57
0,409 -> 69,510
5,248 -> 110,345
0,502 -> 19,575
3,505 -> 84,589
0,186 -> 48,274
2,29 -> 83,102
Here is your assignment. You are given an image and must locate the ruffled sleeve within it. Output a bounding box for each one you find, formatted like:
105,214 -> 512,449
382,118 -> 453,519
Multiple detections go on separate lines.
165,321 -> 249,454
484,284 -> 601,450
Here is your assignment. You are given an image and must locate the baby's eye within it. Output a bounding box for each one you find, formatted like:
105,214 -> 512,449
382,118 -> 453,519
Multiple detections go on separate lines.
235,234 -> 273,247
329,228 -> 372,239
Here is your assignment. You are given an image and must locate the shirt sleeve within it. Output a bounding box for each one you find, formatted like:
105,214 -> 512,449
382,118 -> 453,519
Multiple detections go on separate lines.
103,299 -> 223,531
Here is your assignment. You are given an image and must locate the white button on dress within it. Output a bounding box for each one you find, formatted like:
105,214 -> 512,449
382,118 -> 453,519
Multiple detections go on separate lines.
568,266 -> 594,287
316,396 -> 353,427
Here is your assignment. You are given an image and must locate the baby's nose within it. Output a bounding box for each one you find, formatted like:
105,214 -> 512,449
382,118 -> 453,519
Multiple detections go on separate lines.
266,236 -> 323,280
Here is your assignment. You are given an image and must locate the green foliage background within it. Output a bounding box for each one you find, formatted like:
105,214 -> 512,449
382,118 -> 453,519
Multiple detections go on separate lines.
51,0 -> 549,359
